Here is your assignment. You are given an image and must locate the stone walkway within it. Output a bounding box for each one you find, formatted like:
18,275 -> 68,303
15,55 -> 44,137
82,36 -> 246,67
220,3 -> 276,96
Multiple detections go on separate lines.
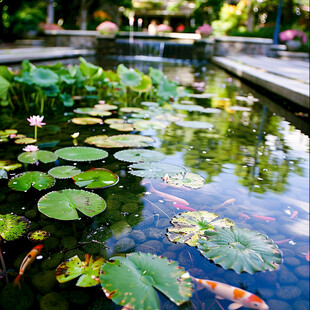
212,55 -> 309,109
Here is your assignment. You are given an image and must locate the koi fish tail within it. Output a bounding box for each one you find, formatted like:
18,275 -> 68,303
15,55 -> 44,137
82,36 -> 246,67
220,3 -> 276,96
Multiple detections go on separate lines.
13,274 -> 22,289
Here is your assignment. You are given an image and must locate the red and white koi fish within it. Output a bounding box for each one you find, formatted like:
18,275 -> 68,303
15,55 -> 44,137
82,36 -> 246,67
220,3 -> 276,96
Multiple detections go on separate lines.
252,215 -> 276,222
191,277 -> 269,310
215,198 -> 236,210
238,213 -> 251,220
290,211 -> 298,219
173,203 -> 197,211
14,244 -> 43,288
143,181 -> 190,206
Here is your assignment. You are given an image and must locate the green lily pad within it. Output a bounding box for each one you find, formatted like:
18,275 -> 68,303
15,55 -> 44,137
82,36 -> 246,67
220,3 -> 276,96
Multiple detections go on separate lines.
48,165 -> 81,179
0,159 -> 22,171
172,103 -> 205,112
56,255 -> 105,287
93,104 -> 118,111
14,138 -> 37,144
167,211 -> 235,246
104,118 -> 125,125
0,129 -> 18,136
71,117 -> 103,125
88,110 -> 112,117
175,121 -> 214,129
128,162 -> 185,178
29,68 -> 59,87
132,120 -> 168,131
55,147 -> 108,162
73,168 -> 119,189
38,189 -> 106,220
73,108 -> 95,114
198,226 -> 283,274
109,123 -> 135,131
18,150 -> 58,164
28,230 -> 50,242
0,214 -> 30,241
166,173 -> 205,189
114,149 -> 165,163
8,171 -> 55,191
157,78 -> 178,101
100,252 -> 192,309
84,135 -> 109,147
119,107 -> 143,113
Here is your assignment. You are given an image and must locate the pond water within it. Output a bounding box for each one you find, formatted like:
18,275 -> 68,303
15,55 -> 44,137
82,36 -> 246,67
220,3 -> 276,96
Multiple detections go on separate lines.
0,58 -> 309,310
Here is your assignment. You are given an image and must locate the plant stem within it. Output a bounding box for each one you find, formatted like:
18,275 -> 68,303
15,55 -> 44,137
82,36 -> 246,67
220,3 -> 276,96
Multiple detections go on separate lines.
34,125 -> 37,140
0,243 -> 8,284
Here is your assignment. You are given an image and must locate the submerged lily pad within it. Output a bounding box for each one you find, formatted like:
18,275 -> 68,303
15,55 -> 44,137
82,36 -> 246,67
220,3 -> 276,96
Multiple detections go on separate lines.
175,121 -> 214,129
0,214 -> 30,241
129,162 -> 185,178
56,255 -> 105,287
8,171 -> 55,191
114,149 -> 165,163
71,117 -> 103,125
28,230 -> 50,242
166,173 -> 205,189
73,168 -> 119,189
198,226 -> 283,274
55,147 -> 108,162
38,189 -> 106,220
48,165 -> 81,179
18,150 -> 58,164
0,160 -> 22,171
100,252 -> 192,309
167,211 -> 235,246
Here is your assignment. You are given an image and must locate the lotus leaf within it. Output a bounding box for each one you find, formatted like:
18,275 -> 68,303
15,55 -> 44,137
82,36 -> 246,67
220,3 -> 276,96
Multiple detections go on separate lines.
71,117 -> 103,125
104,118 -> 125,125
109,123 -> 135,131
60,93 -> 74,107
131,75 -> 152,93
14,138 -> 37,144
0,160 -> 22,171
8,171 -> 55,191
28,230 -> 50,242
198,226 -> 283,274
79,57 -> 101,78
129,162 -> 185,178
56,255 -> 105,287
120,107 -> 143,113
38,189 -> 106,220
0,214 -> 30,241
29,68 -> 59,87
167,211 -> 235,246
42,84 -> 60,97
85,85 -> 96,92
120,70 -> 142,87
18,150 -> 58,164
166,173 -> 205,189
175,121 -> 214,129
0,65 -> 14,82
55,147 -> 108,162
72,168 -> 119,189
149,67 -> 164,85
48,165 -> 81,179
157,78 -> 178,101
100,252 -> 192,309
0,76 -> 11,100
114,149 -> 165,163
132,120 -> 168,131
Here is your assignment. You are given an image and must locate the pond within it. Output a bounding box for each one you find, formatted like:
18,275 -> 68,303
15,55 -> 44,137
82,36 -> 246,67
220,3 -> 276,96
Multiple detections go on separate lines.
0,58 -> 309,310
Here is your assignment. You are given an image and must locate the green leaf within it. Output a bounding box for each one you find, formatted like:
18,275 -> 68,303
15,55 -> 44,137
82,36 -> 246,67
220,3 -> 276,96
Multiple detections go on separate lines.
167,211 -> 235,246
149,67 -> 164,85
166,173 -> 205,189
120,70 -> 142,87
79,57 -> 100,78
0,66 -> 14,82
73,168 -> 119,189
18,150 -> 58,164
84,85 -> 96,92
132,120 -> 168,131
27,230 -> 50,242
0,76 -> 10,100
56,255 -> 105,287
8,171 -> 55,191
198,226 -> 283,274
157,78 -> 178,101
130,75 -> 152,93
0,159 -> 22,171
38,189 -> 106,220
0,214 -> 30,241
42,84 -> 60,97
29,68 -> 59,87
55,146 -> 108,162
114,149 -> 165,163
100,252 -> 192,309
14,72 -> 34,86
60,93 -> 74,107
48,165 -> 81,179
129,162 -> 185,178
60,74 -> 76,85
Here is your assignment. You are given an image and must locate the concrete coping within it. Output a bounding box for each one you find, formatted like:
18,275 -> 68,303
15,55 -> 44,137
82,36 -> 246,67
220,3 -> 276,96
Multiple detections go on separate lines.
45,30 -> 98,36
215,36 -> 274,44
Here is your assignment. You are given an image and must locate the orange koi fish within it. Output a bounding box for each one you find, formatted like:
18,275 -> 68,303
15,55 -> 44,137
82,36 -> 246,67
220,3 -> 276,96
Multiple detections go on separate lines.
252,215 -> 276,222
14,244 -> 43,288
290,211 -> 298,219
215,198 -> 236,210
191,277 -> 269,310
238,213 -> 250,220
173,203 -> 197,211
275,238 -> 292,245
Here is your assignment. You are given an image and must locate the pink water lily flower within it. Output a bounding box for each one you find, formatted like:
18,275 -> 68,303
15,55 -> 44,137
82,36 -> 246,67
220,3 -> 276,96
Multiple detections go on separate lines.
27,115 -> 46,128
23,145 -> 39,152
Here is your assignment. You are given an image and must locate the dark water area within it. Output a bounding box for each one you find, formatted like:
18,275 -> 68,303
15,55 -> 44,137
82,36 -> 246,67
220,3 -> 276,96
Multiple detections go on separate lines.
0,57 -> 309,310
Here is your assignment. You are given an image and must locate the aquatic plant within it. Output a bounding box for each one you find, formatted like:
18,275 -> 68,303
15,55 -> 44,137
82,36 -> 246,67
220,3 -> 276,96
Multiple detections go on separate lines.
18,149 -> 58,164
48,165 -> 81,179
165,172 -> 205,189
114,149 -> 165,163
27,230 -> 50,242
27,115 -> 46,140
100,252 -> 192,309
55,146 -> 108,162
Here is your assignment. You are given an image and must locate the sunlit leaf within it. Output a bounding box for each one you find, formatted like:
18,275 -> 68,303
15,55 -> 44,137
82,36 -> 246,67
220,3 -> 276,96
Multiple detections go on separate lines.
0,160 -> 22,171
48,165 -> 81,179
0,214 -> 30,241
71,117 -> 103,125
166,173 -> 205,189
14,138 -> 37,144
28,230 -> 50,242
29,68 -> 59,87
55,146 -> 108,162
18,150 -> 58,164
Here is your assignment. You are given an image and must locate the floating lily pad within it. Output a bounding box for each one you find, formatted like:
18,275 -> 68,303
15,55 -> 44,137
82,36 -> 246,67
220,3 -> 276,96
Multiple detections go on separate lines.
198,226 -> 283,274
175,121 -> 214,129
18,150 -> 58,164
109,123 -> 135,132
114,149 -> 165,163
84,135 -> 109,147
56,255 -> 105,287
129,162 -> 185,178
28,230 -> 50,242
172,104 -> 205,112
120,107 -> 143,113
48,165 -> 81,179
0,160 -> 22,171
14,138 -> 37,144
0,214 -> 30,241
93,104 -> 118,111
100,252 -> 192,309
132,120 -> 167,131
55,147 -> 108,162
8,171 -> 55,191
38,189 -> 106,220
73,168 -> 119,189
155,114 -> 185,122
166,173 -> 205,189
88,110 -> 112,117
0,129 -> 18,136
167,211 -> 235,246
141,101 -> 159,108
71,117 -> 103,125
104,118 -> 125,125
73,108 -> 96,114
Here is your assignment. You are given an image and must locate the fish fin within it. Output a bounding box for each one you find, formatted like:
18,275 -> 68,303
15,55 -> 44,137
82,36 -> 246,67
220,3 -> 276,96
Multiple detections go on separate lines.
228,303 -> 243,310
215,295 -> 225,300
13,274 -> 22,289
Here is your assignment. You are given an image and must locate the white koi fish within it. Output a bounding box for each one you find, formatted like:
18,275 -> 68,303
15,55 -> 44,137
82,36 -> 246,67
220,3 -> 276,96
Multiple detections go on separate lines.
191,277 -> 269,310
